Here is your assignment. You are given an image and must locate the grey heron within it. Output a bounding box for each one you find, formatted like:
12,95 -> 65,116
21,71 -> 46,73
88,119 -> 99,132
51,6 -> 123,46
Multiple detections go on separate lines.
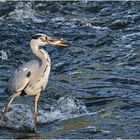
2,33 -> 68,132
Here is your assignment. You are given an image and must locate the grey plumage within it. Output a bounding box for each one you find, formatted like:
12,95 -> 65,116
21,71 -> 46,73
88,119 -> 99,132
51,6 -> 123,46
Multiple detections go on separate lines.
8,60 -> 40,94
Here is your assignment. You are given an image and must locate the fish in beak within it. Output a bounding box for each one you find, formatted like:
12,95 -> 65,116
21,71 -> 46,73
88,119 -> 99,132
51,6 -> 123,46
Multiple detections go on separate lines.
47,36 -> 68,47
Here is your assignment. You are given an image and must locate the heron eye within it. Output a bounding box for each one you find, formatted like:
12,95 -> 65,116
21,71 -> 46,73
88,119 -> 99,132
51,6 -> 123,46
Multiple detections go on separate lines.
40,37 -> 46,42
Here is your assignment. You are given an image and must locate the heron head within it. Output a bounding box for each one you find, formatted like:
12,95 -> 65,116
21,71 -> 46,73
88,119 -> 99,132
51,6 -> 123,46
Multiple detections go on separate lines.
31,34 -> 68,47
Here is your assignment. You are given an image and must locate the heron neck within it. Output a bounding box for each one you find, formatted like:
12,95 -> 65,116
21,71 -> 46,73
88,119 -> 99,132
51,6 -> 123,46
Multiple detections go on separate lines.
30,41 -> 51,67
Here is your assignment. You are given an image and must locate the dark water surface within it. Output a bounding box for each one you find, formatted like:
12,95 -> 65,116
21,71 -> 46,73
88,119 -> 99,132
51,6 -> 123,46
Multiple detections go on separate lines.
0,1 -> 140,139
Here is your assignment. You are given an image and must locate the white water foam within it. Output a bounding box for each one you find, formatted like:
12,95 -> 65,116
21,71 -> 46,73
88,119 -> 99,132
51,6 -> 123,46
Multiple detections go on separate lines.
8,2 -> 44,23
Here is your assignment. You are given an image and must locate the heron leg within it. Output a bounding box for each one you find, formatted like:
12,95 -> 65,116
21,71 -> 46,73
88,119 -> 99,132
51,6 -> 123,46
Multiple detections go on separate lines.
0,92 -> 20,122
3,92 -> 21,113
34,93 -> 40,132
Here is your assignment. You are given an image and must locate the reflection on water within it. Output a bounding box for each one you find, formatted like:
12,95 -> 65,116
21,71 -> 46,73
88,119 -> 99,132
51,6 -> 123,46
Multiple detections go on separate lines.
0,1 -> 140,139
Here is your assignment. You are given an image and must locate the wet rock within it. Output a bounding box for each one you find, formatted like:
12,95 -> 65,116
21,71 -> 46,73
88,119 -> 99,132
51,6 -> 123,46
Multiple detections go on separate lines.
39,96 -> 88,124
37,110 -> 62,124
0,104 -> 34,130
0,96 -> 88,130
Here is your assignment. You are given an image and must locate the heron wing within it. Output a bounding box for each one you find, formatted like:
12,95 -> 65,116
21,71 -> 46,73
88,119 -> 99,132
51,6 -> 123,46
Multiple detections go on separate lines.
8,60 -> 40,94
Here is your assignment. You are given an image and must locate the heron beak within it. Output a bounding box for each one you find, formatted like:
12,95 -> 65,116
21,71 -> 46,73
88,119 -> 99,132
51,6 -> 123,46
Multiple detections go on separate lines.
47,37 -> 68,47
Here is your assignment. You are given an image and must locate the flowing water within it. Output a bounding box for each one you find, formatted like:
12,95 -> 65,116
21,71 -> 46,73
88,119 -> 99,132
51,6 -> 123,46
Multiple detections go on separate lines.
0,1 -> 140,139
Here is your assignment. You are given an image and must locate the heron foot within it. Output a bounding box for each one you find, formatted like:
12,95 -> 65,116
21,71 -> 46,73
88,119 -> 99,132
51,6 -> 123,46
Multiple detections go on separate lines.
0,104 -> 9,123
2,103 -> 10,113
34,127 -> 37,133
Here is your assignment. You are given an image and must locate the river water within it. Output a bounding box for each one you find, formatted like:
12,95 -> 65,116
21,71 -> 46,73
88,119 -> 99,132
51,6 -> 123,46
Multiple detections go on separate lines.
0,1 -> 140,139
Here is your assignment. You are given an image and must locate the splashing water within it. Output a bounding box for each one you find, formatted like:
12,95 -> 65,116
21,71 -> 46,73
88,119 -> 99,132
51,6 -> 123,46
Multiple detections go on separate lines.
0,96 -> 88,130
0,51 -> 8,61
8,2 -> 44,23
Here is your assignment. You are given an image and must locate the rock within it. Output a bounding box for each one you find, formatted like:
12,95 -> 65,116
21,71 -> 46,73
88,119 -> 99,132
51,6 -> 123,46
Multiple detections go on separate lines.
0,104 -> 34,130
39,96 -> 88,123
37,110 -> 63,124
0,96 -> 88,130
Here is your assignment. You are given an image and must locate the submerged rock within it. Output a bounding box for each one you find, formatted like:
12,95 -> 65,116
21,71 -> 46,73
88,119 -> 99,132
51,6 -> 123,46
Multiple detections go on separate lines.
0,96 -> 87,130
